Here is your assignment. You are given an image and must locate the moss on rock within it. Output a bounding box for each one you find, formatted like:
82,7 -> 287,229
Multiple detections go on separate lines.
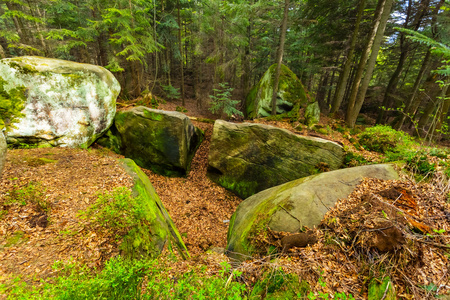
226,164 -> 400,260
119,158 -> 189,259
0,56 -> 120,148
114,107 -> 203,177
245,64 -> 311,119
207,120 -> 344,199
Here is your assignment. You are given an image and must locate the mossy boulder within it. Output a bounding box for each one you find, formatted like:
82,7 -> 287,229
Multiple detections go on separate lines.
114,107 -> 203,177
226,164 -> 399,260
119,158 -> 189,259
0,56 -> 120,148
0,131 -> 6,178
207,120 -> 344,199
245,64 -> 312,119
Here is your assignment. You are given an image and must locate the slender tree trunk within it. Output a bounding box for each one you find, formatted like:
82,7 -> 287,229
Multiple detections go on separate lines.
345,0 -> 395,128
271,0 -> 290,115
5,2 -> 27,45
435,83 -> 450,136
316,70 -> 329,112
393,50 -> 431,129
377,0 -> 430,124
394,0 -> 444,130
330,0 -> 366,114
177,0 -> 185,106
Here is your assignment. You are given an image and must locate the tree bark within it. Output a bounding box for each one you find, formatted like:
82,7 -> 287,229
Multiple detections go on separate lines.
177,0 -> 185,106
345,0 -> 395,128
393,0 -> 445,130
330,0 -> 366,114
376,0 -> 430,124
271,0 -> 290,115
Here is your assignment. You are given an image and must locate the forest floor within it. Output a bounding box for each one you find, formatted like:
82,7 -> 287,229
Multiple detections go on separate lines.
0,98 -> 449,299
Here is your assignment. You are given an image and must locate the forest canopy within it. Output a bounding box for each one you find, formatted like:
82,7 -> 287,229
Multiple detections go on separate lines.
0,0 -> 449,137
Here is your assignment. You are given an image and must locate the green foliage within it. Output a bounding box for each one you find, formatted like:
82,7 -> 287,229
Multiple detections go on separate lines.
250,268 -> 306,299
1,257 -> 247,300
176,106 -> 188,113
343,151 -> 368,167
3,181 -> 50,212
79,188 -> 145,239
161,84 -> 181,100
397,27 -> 450,77
209,82 -> 243,118
358,125 -> 416,154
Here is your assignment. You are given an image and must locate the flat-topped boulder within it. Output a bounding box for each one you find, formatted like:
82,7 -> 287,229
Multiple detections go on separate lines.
207,120 -> 344,199
113,107 -> 203,177
226,164 -> 400,260
0,56 -> 120,148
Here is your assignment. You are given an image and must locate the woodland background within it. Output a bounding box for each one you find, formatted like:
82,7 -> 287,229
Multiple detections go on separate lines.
0,0 -> 449,137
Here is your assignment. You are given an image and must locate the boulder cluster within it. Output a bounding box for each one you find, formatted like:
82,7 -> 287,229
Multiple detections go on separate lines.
0,57 -> 402,261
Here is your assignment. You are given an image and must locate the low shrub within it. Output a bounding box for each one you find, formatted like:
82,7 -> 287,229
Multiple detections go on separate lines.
1,257 -> 247,300
358,125 -> 416,154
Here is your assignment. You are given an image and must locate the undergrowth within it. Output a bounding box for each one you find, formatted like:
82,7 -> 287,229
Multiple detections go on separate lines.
78,187 -> 146,240
357,125 -> 450,180
2,181 -> 50,213
0,256 -> 246,300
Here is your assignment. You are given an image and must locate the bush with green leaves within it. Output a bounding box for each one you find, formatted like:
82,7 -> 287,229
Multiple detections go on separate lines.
161,84 -> 180,100
1,256 -> 247,300
79,187 -> 145,239
358,125 -> 416,153
3,181 -> 50,212
209,82 -> 243,118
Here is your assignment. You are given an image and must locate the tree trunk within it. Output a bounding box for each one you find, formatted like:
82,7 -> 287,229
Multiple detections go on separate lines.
435,83 -> 450,137
377,0 -> 430,124
5,2 -> 28,45
393,50 -> 431,129
271,0 -> 290,115
330,0 -> 366,114
177,0 -> 185,106
316,70 -> 329,112
345,0 -> 395,128
393,0 -> 444,130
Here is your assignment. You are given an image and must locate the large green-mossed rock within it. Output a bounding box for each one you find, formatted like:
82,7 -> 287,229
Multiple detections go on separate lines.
0,132 -> 6,178
207,120 -> 344,199
226,164 -> 400,260
245,64 -> 312,119
119,158 -> 189,259
0,56 -> 120,148
113,107 -> 203,177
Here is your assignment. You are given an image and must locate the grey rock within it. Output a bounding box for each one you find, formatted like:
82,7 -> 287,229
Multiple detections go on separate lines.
207,120 -> 343,199
226,164 -> 400,259
1,56 -> 120,148
114,107 -> 203,177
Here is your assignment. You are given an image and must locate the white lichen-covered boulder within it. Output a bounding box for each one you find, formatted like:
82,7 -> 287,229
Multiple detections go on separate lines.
0,56 -> 120,148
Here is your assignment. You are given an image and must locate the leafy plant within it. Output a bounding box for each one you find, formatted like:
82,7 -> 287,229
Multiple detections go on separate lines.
209,82 -> 243,118
79,187 -> 145,239
1,257 -> 247,299
161,84 -> 180,100
176,106 -> 188,113
3,181 -> 50,212
358,125 -> 416,154
343,151 -> 368,167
